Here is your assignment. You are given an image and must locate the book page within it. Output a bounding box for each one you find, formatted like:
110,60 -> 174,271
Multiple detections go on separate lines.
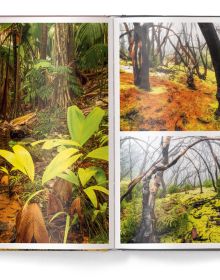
115,17 -> 220,249
0,16 -> 114,250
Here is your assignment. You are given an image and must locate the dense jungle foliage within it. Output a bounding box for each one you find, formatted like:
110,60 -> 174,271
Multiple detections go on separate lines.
0,22 -> 109,244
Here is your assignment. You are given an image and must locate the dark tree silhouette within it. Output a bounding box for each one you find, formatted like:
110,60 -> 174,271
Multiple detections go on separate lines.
198,23 -> 220,117
132,23 -> 151,91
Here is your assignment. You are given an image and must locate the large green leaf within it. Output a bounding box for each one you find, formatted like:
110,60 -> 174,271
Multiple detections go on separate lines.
49,211 -> 66,223
78,167 -> 97,187
34,60 -> 54,70
49,211 -> 70,243
75,23 -> 107,49
84,185 -> 109,208
42,148 -> 82,184
0,24 -> 12,33
24,189 -> 45,208
84,187 -> 98,208
89,167 -> 107,186
12,145 -> 35,182
58,169 -> 80,186
79,44 -> 108,70
86,146 -> 108,161
0,145 -> 35,182
64,214 -> 70,243
32,139 -> 80,149
67,106 -> 105,146
0,166 -> 9,175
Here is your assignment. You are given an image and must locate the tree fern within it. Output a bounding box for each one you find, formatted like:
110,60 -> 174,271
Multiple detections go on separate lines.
79,43 -> 108,70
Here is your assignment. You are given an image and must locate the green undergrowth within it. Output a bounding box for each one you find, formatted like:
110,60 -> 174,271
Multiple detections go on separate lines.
156,189 -> 220,243
121,179 -> 220,243
120,180 -> 142,243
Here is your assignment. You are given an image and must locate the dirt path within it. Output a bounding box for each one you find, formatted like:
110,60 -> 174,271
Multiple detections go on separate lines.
120,72 -> 220,131
0,189 -> 22,243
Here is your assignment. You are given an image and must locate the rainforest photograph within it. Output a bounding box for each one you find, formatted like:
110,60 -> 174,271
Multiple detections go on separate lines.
120,22 -> 220,131
0,22 -> 109,244
120,134 -> 220,243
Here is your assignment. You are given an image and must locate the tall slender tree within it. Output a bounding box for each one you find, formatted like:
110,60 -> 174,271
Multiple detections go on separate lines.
39,23 -> 48,60
53,23 -> 74,108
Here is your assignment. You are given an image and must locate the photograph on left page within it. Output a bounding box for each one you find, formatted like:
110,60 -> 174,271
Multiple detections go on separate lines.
0,21 -> 109,245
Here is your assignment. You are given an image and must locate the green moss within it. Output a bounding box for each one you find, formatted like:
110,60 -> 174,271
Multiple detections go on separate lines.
120,180 -> 142,243
121,180 -> 220,243
121,197 -> 142,243
156,189 -> 220,243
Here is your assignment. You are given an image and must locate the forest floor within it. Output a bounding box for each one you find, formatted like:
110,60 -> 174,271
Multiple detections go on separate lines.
120,66 -> 220,131
0,90 -> 108,243
120,180 -> 220,243
156,188 -> 220,243
0,185 -> 22,242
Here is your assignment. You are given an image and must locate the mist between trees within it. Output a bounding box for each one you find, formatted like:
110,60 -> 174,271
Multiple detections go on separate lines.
120,135 -> 220,243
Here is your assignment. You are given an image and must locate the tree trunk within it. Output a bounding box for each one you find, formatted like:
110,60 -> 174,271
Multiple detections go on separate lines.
127,139 -> 133,201
38,23 -> 48,108
40,24 -> 48,60
198,23 -> 220,116
158,136 -> 170,196
53,23 -> 73,108
191,147 -> 216,192
186,155 -> 203,194
0,56 -> 10,119
132,23 -> 141,86
133,136 -> 171,243
139,24 -> 151,90
12,24 -> 21,118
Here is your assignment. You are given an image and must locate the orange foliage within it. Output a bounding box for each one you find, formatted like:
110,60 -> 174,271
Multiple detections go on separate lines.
120,72 -> 219,131
0,193 -> 21,242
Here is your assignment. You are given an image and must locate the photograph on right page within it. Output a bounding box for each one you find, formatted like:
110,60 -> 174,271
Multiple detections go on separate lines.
117,19 -> 220,247
119,21 -> 220,131
120,134 -> 220,243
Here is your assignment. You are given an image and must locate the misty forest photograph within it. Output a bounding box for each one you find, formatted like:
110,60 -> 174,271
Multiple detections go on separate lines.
0,22 -> 109,244
120,22 -> 220,131
120,134 -> 220,243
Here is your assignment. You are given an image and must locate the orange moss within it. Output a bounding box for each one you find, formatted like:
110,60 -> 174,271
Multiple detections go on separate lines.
120,72 -> 219,131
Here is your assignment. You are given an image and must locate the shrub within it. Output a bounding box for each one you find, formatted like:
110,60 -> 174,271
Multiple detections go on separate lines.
167,184 -> 179,194
203,179 -> 213,189
121,197 -> 142,243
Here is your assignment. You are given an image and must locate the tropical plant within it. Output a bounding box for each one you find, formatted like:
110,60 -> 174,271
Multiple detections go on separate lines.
31,105 -> 109,243
32,105 -> 108,184
23,60 -> 83,106
0,145 -> 35,182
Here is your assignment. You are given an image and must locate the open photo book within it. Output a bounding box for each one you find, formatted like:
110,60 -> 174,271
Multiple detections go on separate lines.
1,16 -> 220,250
